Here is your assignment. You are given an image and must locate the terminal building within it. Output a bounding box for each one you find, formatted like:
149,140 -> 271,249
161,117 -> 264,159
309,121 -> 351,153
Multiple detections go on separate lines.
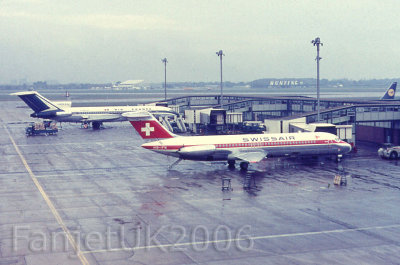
155,94 -> 400,145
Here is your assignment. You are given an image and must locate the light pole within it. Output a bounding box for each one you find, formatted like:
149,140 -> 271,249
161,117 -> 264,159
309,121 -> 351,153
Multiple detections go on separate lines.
162,58 -> 168,101
311,37 -> 323,122
216,50 -> 224,109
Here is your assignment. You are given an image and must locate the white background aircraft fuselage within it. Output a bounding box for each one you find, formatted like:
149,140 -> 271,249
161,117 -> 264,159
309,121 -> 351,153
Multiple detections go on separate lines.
52,105 -> 171,123
12,91 -> 173,125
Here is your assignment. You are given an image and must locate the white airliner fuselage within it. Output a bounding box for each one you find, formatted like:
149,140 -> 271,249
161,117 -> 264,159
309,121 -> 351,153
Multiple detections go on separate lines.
46,105 -> 171,123
124,112 -> 352,170
142,132 -> 351,160
12,91 -> 173,129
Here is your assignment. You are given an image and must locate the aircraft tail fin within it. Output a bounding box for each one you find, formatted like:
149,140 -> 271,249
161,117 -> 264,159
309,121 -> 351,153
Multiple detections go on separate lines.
381,82 -> 397,100
122,111 -> 177,139
11,91 -> 63,112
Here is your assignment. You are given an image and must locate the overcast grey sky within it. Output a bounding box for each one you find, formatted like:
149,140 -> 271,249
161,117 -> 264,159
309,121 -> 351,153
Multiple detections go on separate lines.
1,0 -> 400,83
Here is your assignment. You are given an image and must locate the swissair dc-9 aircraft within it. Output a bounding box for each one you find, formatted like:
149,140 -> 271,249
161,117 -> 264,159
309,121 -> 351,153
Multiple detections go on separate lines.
123,112 -> 352,170
12,91 -> 174,129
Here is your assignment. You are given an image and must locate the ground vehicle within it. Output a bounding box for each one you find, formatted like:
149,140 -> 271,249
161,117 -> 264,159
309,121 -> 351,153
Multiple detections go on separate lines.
378,143 -> 400,159
25,121 -> 58,136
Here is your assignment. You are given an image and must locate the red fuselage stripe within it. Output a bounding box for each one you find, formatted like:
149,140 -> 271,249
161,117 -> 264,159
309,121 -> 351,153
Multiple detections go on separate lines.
143,140 -> 344,151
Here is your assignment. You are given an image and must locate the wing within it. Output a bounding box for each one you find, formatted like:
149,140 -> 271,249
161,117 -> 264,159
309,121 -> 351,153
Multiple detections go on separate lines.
83,114 -> 123,122
230,150 -> 267,163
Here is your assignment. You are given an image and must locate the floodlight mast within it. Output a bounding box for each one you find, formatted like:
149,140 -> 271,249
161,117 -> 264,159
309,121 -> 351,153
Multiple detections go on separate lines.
311,37 -> 323,122
216,50 -> 224,109
162,58 -> 168,101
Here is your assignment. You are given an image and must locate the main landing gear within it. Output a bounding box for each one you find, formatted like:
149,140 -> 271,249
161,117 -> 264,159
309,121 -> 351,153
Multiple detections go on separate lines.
227,160 -> 249,171
240,162 -> 249,170
81,121 -> 103,130
92,121 -> 103,130
228,160 -> 236,169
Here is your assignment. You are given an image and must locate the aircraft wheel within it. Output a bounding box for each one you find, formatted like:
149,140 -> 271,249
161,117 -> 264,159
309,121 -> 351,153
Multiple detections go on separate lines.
92,122 -> 101,130
228,161 -> 235,170
240,162 -> 249,170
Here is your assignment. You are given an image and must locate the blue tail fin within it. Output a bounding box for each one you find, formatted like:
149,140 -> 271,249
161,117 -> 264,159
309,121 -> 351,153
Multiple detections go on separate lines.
381,82 -> 397,100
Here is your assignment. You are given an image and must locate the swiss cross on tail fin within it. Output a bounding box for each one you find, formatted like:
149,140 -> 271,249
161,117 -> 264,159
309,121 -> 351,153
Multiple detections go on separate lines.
123,111 -> 175,139
141,122 -> 155,136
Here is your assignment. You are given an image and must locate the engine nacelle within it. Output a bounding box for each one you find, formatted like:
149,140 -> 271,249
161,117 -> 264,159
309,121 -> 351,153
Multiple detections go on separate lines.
178,145 -> 216,157
56,111 -> 72,117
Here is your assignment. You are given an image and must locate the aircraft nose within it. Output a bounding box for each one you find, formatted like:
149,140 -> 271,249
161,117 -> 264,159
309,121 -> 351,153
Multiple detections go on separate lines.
340,142 -> 352,154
